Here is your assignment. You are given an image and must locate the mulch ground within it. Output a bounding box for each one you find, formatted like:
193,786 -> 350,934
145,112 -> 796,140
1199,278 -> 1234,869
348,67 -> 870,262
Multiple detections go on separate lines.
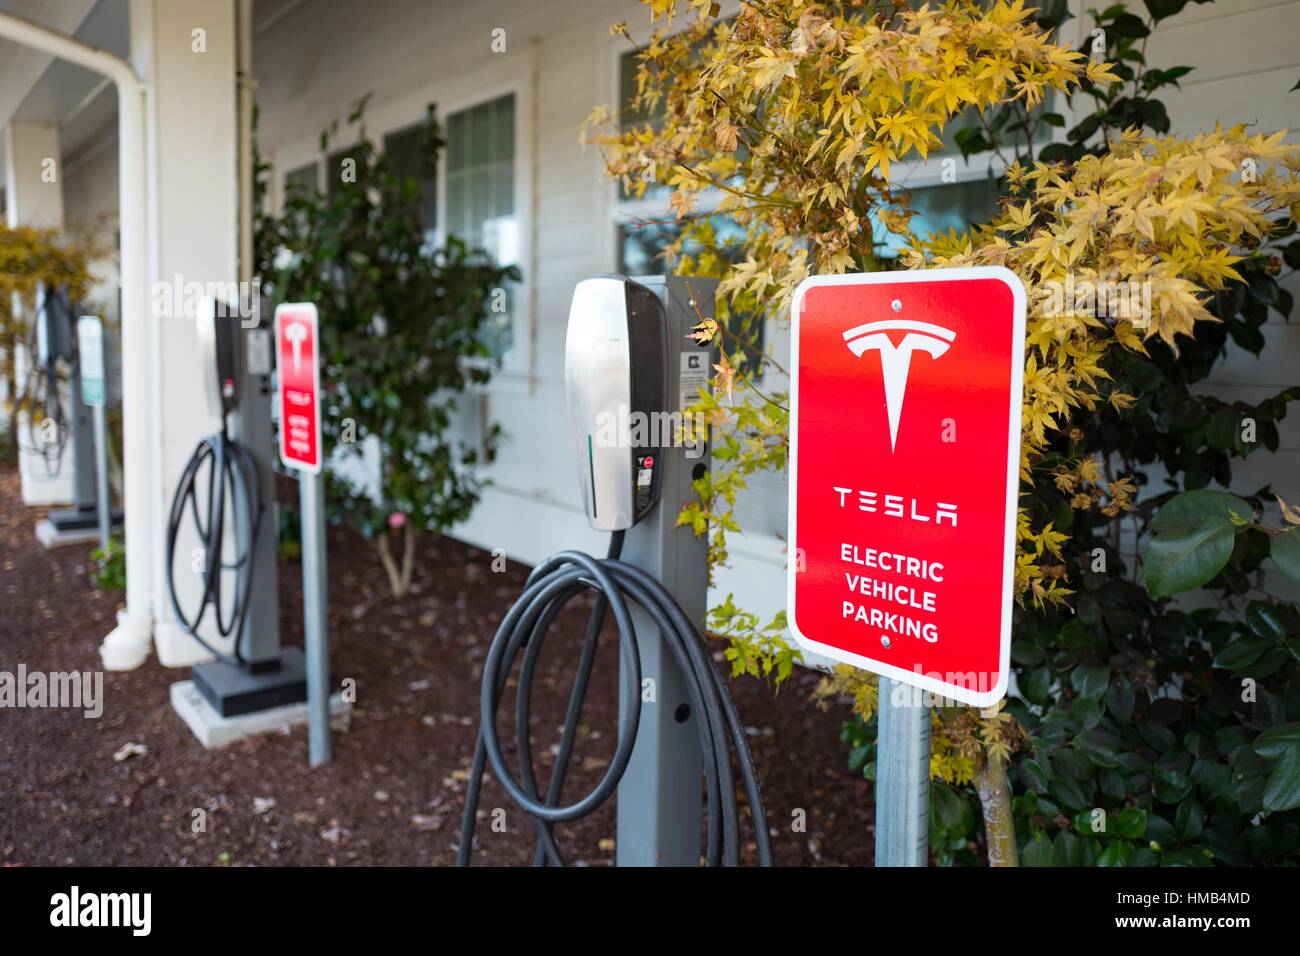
0,462 -> 874,866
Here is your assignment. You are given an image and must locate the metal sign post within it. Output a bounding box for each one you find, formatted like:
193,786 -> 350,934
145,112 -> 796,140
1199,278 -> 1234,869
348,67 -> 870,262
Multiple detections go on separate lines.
275,303 -> 331,767
615,274 -> 716,866
786,268 -> 1026,866
875,677 -> 931,866
76,315 -> 111,550
299,470 -> 330,767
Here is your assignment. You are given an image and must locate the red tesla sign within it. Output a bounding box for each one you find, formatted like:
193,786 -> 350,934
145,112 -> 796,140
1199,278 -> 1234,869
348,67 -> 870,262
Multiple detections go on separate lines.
787,268 -> 1026,707
275,303 -> 323,475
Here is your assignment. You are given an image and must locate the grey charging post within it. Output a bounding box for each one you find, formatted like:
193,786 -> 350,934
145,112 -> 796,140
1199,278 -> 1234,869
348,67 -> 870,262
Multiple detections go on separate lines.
616,274 -> 716,866
463,272 -> 767,867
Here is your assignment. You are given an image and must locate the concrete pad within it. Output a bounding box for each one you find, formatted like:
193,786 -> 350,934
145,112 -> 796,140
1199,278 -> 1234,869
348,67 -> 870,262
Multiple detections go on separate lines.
35,518 -> 101,549
170,679 -> 352,750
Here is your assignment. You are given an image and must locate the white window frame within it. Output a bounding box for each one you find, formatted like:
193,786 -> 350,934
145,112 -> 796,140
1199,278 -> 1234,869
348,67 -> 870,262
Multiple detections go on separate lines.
434,81 -> 533,390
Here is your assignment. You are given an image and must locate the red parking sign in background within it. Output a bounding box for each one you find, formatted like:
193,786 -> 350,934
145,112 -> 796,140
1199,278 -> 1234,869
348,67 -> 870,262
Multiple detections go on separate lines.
787,268 -> 1025,707
275,303 -> 323,475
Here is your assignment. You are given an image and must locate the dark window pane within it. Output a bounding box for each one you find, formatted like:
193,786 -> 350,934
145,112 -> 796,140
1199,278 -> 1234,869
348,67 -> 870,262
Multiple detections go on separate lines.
284,161 -> 318,197
445,94 -> 518,359
384,123 -> 437,233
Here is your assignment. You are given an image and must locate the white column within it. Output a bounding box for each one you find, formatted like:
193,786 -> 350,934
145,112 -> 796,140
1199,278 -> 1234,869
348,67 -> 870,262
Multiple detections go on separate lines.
131,0 -> 242,667
5,120 -> 76,507
99,72 -> 154,670
4,120 -> 64,228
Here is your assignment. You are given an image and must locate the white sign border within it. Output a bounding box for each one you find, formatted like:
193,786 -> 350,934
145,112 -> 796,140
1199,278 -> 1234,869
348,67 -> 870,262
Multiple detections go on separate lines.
786,266 -> 1027,708
274,302 -> 324,476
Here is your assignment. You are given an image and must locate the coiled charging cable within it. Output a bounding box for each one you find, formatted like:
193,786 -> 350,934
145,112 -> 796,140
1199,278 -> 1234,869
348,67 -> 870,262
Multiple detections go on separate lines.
458,532 -> 773,867
164,417 -> 263,667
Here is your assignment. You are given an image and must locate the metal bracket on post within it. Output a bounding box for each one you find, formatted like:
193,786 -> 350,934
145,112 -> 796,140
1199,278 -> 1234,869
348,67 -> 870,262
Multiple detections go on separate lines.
875,677 -> 931,866
616,274 -> 716,867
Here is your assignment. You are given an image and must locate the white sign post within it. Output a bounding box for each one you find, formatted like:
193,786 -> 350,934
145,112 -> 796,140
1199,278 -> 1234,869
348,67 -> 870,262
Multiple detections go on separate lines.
76,316 -> 112,551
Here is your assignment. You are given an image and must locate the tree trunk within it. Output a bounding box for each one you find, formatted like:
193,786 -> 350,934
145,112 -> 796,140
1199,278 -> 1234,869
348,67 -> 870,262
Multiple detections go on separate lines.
375,524 -> 416,597
977,755 -> 1019,867
399,523 -> 416,594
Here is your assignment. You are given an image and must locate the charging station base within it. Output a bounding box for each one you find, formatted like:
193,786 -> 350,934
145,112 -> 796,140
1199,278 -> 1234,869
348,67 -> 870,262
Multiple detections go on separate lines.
191,646 -> 311,718
46,504 -> 122,532
170,675 -> 352,750
35,508 -> 122,549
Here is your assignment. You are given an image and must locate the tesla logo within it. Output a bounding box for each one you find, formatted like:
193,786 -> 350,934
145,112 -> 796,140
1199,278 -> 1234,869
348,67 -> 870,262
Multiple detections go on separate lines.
284,321 -> 308,373
843,320 -> 955,451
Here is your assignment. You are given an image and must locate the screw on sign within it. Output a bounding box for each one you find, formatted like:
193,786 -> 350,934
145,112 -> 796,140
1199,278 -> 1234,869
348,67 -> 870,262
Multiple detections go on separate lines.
787,268 -> 1026,707
275,303 -> 322,474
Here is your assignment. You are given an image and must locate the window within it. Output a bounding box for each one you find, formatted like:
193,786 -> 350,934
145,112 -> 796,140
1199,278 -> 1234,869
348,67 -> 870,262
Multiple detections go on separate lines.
283,161 -> 318,199
445,93 -> 518,360
618,49 -> 672,204
384,123 -> 437,242
874,178 -> 1002,259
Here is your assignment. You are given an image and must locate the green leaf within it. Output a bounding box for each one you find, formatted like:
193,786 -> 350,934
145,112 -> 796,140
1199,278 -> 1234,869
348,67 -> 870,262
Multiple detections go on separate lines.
1116,807 -> 1148,838
1071,664 -> 1111,700
1253,725 -> 1300,759
1022,833 -> 1055,866
1213,637 -> 1271,671
1244,602 -> 1290,642
1262,746 -> 1300,812
1144,490 -> 1253,596
1097,841 -> 1134,866
1107,679 -> 1135,723
1054,830 -> 1086,866
1143,0 -> 1187,19
1271,529 -> 1300,588
1024,666 -> 1053,704
1156,770 -> 1194,804
1019,758 -> 1050,793
1110,12 -> 1152,36
1206,407 -> 1240,451
1284,240 -> 1300,271
1175,799 -> 1204,841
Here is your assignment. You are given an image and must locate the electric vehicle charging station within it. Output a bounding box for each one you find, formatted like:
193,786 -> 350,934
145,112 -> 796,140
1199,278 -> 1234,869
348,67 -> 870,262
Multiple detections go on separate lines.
29,284 -> 122,548
605,275 -> 713,866
460,274 -> 772,867
169,297 -> 309,739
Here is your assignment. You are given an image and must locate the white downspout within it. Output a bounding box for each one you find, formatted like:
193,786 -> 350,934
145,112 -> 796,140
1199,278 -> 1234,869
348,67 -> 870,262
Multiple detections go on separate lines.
0,10 -> 156,669
237,0 -> 253,286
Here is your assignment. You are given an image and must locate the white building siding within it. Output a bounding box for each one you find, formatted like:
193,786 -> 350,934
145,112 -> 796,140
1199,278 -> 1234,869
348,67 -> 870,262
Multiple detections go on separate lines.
1144,0 -> 1300,535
